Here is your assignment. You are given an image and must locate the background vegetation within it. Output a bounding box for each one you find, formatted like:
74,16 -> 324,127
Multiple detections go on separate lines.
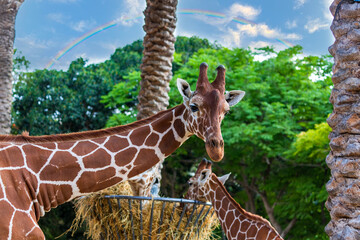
13,36 -> 332,239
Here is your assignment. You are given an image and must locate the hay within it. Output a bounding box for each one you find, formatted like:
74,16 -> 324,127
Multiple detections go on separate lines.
70,181 -> 220,240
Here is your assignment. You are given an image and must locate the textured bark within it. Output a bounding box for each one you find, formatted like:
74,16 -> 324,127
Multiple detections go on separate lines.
325,1 -> 360,239
137,0 -> 178,120
0,0 -> 24,134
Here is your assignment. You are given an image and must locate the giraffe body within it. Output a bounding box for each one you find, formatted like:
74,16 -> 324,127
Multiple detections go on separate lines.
0,63 -> 245,239
186,159 -> 283,240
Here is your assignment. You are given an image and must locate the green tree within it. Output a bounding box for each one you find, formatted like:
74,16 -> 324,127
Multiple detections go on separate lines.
12,58 -> 114,135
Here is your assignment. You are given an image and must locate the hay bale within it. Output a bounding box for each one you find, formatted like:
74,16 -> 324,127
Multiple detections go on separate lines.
70,182 -> 219,240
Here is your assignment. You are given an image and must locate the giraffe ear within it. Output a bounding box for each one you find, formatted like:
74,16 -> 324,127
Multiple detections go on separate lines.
218,173 -> 231,185
177,78 -> 192,100
225,90 -> 245,107
199,169 -> 211,186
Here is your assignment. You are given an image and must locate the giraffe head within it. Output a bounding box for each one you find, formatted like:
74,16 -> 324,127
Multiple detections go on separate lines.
177,63 -> 245,162
185,158 -> 230,202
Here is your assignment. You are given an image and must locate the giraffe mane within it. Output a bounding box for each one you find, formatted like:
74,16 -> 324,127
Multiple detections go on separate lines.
211,173 -> 279,233
0,105 -> 181,143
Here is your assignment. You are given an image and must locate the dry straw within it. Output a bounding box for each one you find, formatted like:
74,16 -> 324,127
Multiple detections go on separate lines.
70,182 -> 220,240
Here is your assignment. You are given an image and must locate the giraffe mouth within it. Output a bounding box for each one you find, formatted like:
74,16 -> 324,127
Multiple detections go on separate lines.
205,139 -> 224,162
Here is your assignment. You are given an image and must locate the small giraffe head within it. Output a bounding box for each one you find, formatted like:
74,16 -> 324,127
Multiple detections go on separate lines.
177,63 -> 245,162
185,158 -> 230,202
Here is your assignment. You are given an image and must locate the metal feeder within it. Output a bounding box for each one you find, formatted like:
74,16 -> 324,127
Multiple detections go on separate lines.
95,195 -> 223,240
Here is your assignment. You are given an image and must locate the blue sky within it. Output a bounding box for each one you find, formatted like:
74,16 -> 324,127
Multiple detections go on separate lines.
14,0 -> 334,70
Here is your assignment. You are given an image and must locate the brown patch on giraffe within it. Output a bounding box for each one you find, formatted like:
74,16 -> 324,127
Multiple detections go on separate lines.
115,147 -> 138,166
230,218 -> 240,231
128,149 -> 158,178
72,141 -> 99,156
174,119 -> 185,138
0,146 -> 24,168
215,200 -> 221,210
77,168 -> 122,193
174,105 -> 185,117
38,184 -> 73,211
258,226 -> 270,238
0,200 -> 13,239
269,230 -> 280,238
119,169 -> 127,175
24,172 -> 38,200
92,137 -> 107,145
11,211 -> 39,238
104,136 -> 129,152
83,149 -> 111,169
57,141 -> 75,150
247,224 -> 257,238
158,131 -> 180,156
152,113 -> 172,133
23,145 -> 52,173
130,125 -> 151,146
237,232 -> 246,239
240,220 -> 250,232
225,212 -> 235,227
218,208 -> 226,221
0,183 -> 3,199
36,142 -> 56,149
145,133 -> 159,147
0,169 -> 30,210
40,151 -> 81,181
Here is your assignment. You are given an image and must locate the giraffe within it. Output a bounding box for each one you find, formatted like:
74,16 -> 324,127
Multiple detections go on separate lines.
185,159 -> 283,240
0,63 -> 245,239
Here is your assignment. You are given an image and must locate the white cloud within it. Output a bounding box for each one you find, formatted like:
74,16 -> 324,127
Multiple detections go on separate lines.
71,20 -> 87,32
223,27 -> 242,47
70,20 -> 96,32
286,20 -> 297,29
294,0 -> 307,9
304,18 -> 328,33
117,0 -> 145,26
323,0 -> 333,22
228,3 -> 261,20
236,23 -> 302,40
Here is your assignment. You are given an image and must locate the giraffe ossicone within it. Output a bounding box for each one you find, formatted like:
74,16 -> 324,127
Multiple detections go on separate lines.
0,63 -> 244,239
185,159 -> 283,240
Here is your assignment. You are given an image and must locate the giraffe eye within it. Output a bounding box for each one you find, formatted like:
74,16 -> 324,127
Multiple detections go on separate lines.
188,181 -> 193,186
189,103 -> 199,113
224,110 -> 230,116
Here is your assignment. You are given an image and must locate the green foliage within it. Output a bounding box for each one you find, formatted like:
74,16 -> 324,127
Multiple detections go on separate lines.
12,58 -> 114,135
101,71 -> 140,127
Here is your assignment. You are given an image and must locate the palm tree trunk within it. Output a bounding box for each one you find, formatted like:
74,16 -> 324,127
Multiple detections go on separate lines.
326,0 -> 360,238
137,0 -> 178,120
0,0 -> 24,134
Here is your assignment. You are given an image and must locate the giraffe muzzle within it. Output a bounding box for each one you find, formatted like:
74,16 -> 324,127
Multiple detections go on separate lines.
205,138 -> 224,162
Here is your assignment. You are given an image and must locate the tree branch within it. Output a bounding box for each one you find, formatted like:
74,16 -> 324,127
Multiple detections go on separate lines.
281,217 -> 297,237
256,188 -> 282,234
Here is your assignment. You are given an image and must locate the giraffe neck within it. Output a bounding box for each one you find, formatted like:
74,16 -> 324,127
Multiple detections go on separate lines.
0,104 -> 192,220
206,175 -> 282,240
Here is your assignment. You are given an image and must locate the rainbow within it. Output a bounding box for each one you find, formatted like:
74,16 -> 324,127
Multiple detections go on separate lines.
45,16 -> 142,69
276,39 -> 294,48
45,9 -> 294,69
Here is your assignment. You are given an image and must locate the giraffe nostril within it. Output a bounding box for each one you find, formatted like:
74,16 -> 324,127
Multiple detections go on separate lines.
211,139 -> 217,147
220,140 -> 224,147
